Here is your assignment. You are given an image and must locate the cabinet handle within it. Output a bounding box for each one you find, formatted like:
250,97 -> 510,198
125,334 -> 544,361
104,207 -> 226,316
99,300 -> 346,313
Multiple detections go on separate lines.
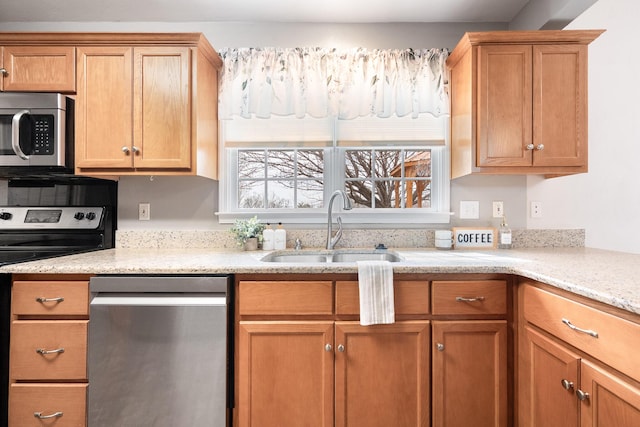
526,144 -> 535,150
122,146 -> 131,155
561,379 -> 574,391
576,390 -> 590,401
562,318 -> 599,338
325,344 -> 332,352
34,411 -> 63,419
436,343 -> 445,352
455,296 -> 485,303
132,146 -> 140,154
536,144 -> 545,151
36,347 -> 65,355
35,296 -> 64,303
0,68 -> 7,76
337,344 -> 345,352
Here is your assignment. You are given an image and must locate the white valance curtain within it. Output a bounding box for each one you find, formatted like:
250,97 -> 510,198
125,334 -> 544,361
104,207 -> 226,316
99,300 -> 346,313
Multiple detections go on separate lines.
218,47 -> 449,120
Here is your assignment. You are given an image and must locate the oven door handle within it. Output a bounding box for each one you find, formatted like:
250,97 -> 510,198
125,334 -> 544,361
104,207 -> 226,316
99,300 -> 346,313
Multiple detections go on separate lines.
12,109 -> 31,160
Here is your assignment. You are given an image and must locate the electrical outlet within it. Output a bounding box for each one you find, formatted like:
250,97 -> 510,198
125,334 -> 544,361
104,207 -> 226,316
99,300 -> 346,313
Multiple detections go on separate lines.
492,201 -> 504,218
459,201 -> 480,219
138,203 -> 150,221
531,201 -> 543,218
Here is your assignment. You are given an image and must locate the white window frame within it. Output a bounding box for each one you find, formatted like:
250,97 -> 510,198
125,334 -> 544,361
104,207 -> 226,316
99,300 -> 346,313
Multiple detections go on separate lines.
216,116 -> 451,226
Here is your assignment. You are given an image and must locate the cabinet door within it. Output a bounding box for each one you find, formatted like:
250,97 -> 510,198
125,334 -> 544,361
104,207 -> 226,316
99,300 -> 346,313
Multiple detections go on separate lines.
519,326 -> 580,427
238,321 -> 334,427
1,46 -> 75,92
476,44 -> 532,167
432,320 -> 508,427
133,47 -> 191,169
580,360 -> 640,427
533,44 -> 587,167
335,321 -> 430,427
75,46 -> 134,169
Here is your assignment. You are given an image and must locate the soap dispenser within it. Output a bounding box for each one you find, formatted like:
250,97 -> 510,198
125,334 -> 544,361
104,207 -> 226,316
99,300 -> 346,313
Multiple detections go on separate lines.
262,223 -> 274,250
274,222 -> 286,250
498,216 -> 512,249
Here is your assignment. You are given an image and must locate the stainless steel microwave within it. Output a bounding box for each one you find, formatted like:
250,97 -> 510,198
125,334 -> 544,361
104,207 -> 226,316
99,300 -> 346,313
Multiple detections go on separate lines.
0,92 -> 73,171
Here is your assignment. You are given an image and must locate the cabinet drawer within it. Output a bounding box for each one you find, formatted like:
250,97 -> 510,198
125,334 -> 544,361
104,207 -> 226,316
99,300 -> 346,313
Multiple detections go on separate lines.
432,280 -> 507,315
335,280 -> 429,316
9,383 -> 87,427
523,285 -> 640,381
12,281 -> 89,316
10,320 -> 88,381
239,281 -> 333,315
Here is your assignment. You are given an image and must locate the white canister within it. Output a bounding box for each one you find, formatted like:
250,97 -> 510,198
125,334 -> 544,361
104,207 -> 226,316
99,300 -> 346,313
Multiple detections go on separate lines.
434,230 -> 453,250
274,223 -> 286,250
262,224 -> 274,250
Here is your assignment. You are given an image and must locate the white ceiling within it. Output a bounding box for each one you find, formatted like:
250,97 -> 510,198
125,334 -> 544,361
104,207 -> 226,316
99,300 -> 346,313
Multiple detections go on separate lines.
0,0 -> 531,23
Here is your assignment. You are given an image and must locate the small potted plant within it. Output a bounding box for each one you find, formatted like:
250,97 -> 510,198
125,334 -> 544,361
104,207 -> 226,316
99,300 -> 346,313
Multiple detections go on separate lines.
230,216 -> 266,250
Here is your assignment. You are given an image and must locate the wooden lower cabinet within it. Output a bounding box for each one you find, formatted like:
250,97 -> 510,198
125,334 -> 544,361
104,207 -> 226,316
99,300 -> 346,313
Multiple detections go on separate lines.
238,320 -> 430,427
580,360 -> 640,427
431,320 -> 508,427
9,384 -> 87,427
335,321 -> 430,427
238,321 -> 335,427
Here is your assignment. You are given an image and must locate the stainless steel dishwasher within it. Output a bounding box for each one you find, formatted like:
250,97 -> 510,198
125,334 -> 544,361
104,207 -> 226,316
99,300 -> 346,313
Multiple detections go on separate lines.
88,275 -> 231,427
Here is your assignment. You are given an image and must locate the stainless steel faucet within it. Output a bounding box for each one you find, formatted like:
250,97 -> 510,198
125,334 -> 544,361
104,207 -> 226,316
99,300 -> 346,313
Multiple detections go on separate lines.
326,190 -> 353,250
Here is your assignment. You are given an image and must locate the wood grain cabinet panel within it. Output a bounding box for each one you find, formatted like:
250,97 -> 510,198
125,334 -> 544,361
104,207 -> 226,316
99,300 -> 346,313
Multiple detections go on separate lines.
10,320 -> 88,381
12,280 -> 89,316
447,30 -> 602,178
9,384 -> 87,427
335,280 -> 429,316
1,45 -> 75,92
432,279 -> 507,315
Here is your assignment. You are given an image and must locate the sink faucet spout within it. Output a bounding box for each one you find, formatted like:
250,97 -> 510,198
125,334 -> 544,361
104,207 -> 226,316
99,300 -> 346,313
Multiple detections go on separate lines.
326,190 -> 353,250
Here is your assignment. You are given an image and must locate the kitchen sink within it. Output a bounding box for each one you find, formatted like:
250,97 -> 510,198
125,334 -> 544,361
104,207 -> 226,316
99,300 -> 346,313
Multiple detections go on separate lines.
261,249 -> 403,263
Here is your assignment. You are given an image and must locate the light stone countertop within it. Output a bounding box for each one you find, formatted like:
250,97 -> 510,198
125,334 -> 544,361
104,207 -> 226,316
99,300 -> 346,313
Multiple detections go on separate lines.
1,246 -> 639,315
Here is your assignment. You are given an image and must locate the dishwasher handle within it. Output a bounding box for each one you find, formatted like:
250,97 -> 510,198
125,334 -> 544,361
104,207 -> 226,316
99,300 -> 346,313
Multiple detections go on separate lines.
90,293 -> 227,307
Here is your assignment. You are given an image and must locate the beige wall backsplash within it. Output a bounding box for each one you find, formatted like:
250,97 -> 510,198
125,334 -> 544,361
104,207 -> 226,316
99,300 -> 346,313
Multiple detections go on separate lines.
116,228 -> 585,250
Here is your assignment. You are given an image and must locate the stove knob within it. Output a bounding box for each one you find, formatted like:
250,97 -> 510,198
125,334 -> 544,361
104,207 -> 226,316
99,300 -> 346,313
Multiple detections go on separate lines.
74,212 -> 85,220
86,212 -> 97,221
0,212 -> 12,220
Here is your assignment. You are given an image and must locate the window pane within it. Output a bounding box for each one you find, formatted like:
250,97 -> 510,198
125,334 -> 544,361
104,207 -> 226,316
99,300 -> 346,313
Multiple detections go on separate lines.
297,180 -> 323,208
267,150 -> 295,178
374,150 -> 401,178
297,150 -> 324,179
238,150 -> 265,179
239,181 -> 264,208
345,150 -> 371,178
373,179 -> 400,208
267,180 -> 294,208
406,180 -> 432,208
346,180 -> 373,208
405,150 -> 431,178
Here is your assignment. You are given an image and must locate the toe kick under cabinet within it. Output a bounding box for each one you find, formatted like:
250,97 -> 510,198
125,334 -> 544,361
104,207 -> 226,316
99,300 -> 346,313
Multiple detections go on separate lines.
234,275 -> 510,427
9,277 -> 91,427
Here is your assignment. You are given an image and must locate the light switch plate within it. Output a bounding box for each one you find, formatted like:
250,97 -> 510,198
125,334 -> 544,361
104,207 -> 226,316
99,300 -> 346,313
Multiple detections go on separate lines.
459,201 -> 480,219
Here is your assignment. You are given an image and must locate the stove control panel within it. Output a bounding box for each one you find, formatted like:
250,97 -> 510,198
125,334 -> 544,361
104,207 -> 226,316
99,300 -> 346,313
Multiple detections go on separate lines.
0,207 -> 104,229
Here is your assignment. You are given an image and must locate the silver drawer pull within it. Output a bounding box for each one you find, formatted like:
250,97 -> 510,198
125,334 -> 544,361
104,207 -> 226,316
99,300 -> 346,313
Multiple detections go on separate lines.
455,296 -> 485,303
36,347 -> 65,355
34,411 -> 63,419
36,297 -> 64,303
561,318 -> 599,338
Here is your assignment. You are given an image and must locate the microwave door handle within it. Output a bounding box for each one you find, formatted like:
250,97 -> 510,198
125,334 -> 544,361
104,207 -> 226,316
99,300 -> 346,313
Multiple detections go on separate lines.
11,110 -> 31,160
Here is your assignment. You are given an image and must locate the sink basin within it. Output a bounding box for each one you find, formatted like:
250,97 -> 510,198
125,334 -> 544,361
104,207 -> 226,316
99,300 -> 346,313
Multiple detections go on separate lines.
331,250 -> 403,263
262,253 -> 331,263
261,250 -> 403,263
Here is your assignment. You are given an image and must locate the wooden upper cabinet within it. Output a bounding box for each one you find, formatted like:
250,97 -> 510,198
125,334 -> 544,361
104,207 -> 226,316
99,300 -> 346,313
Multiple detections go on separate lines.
0,45 -> 76,92
447,30 -> 603,178
76,46 -> 134,169
72,33 -> 221,179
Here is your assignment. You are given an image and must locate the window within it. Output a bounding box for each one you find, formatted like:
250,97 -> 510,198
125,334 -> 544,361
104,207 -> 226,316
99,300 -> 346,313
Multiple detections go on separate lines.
217,115 -> 450,225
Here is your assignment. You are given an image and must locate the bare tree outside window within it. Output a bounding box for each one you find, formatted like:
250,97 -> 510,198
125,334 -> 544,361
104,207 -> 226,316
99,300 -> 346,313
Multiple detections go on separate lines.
237,147 -> 431,210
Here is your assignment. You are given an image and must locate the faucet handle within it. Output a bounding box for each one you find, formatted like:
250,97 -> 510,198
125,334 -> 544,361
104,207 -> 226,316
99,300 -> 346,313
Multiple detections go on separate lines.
294,238 -> 303,250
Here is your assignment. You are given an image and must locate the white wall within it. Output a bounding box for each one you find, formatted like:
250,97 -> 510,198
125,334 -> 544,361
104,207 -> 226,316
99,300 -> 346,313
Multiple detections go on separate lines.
524,0 -> 640,254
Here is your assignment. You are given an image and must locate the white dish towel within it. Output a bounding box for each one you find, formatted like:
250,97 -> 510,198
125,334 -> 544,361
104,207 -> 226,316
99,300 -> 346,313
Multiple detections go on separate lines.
357,260 -> 395,326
